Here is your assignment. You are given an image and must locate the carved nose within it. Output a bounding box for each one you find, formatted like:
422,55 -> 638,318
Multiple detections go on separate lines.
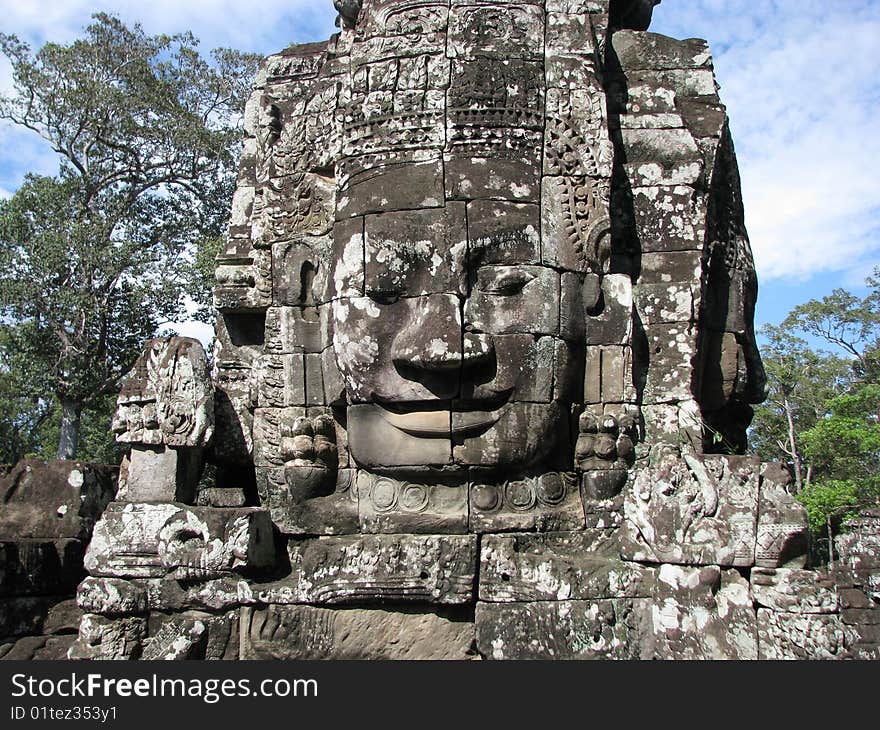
392,294 -> 493,373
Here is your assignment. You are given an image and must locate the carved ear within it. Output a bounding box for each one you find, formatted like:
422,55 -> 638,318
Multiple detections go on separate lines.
610,0 -> 660,32
583,273 -> 602,313
333,0 -> 363,30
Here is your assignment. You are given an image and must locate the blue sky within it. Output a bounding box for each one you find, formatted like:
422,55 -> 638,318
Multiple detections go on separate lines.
1,0 -> 878,337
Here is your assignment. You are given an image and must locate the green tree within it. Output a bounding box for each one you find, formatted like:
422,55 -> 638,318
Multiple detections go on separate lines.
0,14 -> 259,459
799,384 -> 880,537
783,277 -> 880,384
751,324 -> 850,491
0,325 -> 55,464
754,269 -> 880,562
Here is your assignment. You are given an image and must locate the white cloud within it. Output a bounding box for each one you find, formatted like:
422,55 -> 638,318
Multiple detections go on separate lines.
653,0 -> 880,282
171,320 -> 215,348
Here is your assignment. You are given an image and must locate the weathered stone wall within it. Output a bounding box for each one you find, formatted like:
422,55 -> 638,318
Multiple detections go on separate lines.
0,460 -> 116,659
68,0 -> 880,660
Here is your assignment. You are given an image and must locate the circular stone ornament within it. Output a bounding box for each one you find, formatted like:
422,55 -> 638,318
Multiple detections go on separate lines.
537,473 -> 566,505
370,477 -> 398,512
506,480 -> 537,511
400,483 -> 430,512
471,484 -> 500,512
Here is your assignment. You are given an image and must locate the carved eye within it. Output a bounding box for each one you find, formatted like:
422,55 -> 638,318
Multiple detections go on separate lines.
367,289 -> 402,305
477,268 -> 534,296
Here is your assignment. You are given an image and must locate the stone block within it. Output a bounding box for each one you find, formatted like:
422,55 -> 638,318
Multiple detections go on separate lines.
546,10 -> 604,55
636,282 -> 696,326
445,155 -> 541,203
453,402 -> 569,471
755,478 -> 809,568
252,407 -> 305,468
841,608 -> 880,626
678,99 -> 727,140
612,32 -> 712,72
621,185 -> 705,254
304,352 -> 325,405
364,204 -> 468,297
347,403 -> 453,469
635,566 -> 758,660
541,176 -> 579,272
0,460 -> 116,542
448,3 -> 545,60
85,503 -> 276,580
141,614 -> 208,660
2,635 -> 76,661
321,346 -> 346,406
256,466 -> 359,536
113,337 -> 214,448
271,237 -> 332,307
642,322 -> 697,403
357,473 -> 468,534
329,215 -> 364,299
584,345 -> 636,404
639,250 -> 703,285
196,487 -> 247,508
751,568 -> 837,614
253,533 -> 477,605
640,401 -> 702,450
253,354 -> 307,407
122,445 -> 202,504
77,577 -> 149,616
467,200 -> 542,265
139,578 -> 251,614
241,605 -> 476,660
475,600 -> 640,660
757,610 -> 855,660
264,306 -> 327,354
584,274 -> 633,346
69,614 -> 146,660
479,531 -> 654,602
621,128 -> 702,187
466,265 -> 559,336
42,599 -> 83,635
460,334 -> 556,404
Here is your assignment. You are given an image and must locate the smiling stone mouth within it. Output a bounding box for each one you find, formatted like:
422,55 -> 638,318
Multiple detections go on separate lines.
376,393 -> 511,438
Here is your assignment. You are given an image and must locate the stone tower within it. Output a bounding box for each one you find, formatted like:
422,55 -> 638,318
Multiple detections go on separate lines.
71,0 -> 880,660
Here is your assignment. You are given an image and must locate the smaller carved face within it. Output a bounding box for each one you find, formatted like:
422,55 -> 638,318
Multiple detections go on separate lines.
698,236 -> 767,452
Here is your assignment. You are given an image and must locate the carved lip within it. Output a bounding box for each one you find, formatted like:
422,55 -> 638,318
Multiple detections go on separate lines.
376,393 -> 511,439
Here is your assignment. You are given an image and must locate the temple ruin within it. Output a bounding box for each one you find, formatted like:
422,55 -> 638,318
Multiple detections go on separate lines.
4,0 -> 876,660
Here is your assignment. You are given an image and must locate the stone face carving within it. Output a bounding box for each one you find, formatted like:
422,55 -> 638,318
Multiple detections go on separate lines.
112,337 -> 214,504
113,337 -> 214,449
67,0 -> 880,661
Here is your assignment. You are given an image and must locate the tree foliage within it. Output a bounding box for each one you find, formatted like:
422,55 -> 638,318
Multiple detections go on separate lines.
0,14 -> 259,459
751,324 -> 850,486
753,270 -> 880,562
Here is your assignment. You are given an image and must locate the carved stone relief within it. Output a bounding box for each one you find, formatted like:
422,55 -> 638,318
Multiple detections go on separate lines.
62,0 -> 880,662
